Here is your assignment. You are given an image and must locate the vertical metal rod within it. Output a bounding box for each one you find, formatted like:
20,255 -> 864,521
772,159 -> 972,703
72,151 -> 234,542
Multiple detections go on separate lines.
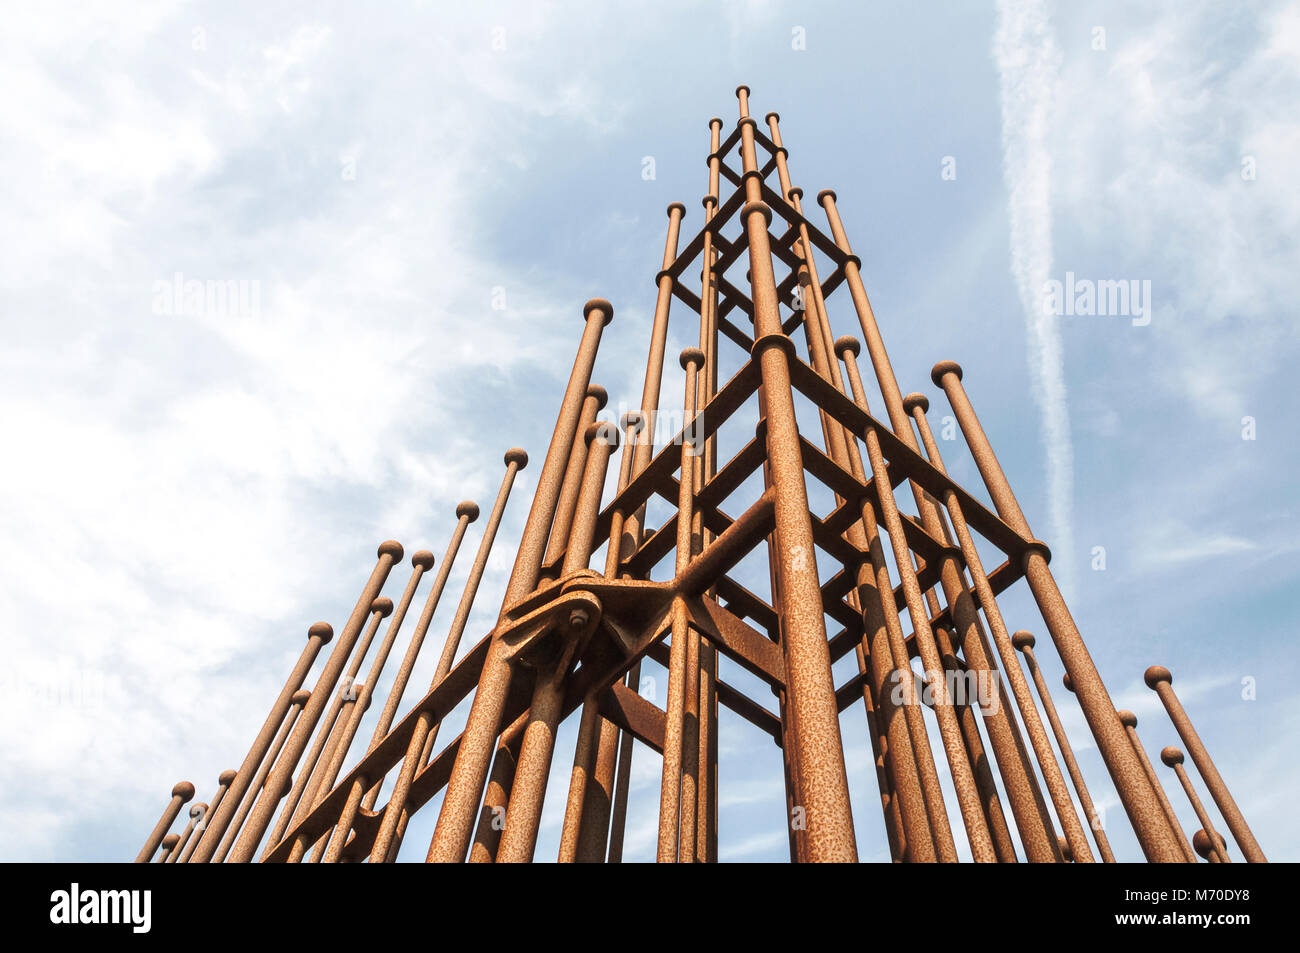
694,120 -> 723,863
940,628 -> 1017,861
895,396 -> 1093,862
626,210 -> 685,538
932,361 -> 1185,863
602,202 -> 688,859
214,691 -> 309,862
429,299 -> 612,863
558,696 -> 602,862
466,712 -> 534,863
586,716 -> 622,860
658,349 -> 704,862
768,111 -> 914,861
1162,746 -> 1229,863
736,86 -> 857,861
155,833 -> 180,863
177,770 -> 234,863
135,781 -> 193,863
228,541 -> 402,863
820,188 -> 1058,861
542,385 -> 608,579
680,392 -> 706,862
606,660 -> 640,864
303,557 -> 431,861
189,623 -> 333,863
493,673 -> 565,863
737,95 -> 804,861
289,686 -> 372,862
901,391 -> 1063,861
319,514 -> 473,864
831,340 -> 951,861
1145,666 -> 1266,862
302,551 -> 436,863
562,413 -> 645,861
836,352 -> 995,860
164,802 -> 205,863
1118,710 -> 1196,862
496,424 -> 617,862
273,598 -> 392,850
560,423 -> 618,577
364,505 -> 477,801
1013,631 -> 1115,862
369,455 -> 524,863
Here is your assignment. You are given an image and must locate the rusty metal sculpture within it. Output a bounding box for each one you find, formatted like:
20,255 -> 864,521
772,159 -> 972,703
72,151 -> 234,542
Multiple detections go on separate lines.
139,90 -> 1266,863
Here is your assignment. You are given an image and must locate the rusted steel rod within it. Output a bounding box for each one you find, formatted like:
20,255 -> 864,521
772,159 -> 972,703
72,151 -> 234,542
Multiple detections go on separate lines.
818,187 -> 1058,862
368,456 -> 524,863
1162,746 -> 1229,863
270,596 -> 393,854
543,385 -> 609,579
1193,829 -> 1222,863
836,351 -> 994,861
1117,710 -> 1196,862
558,695 -> 603,862
601,202 -> 689,861
366,504 -> 478,801
694,120 -> 723,862
318,513 -> 473,863
214,691 -> 309,862
599,201 -> 685,862
164,802 -> 205,863
189,623 -> 333,863
1145,666 -> 1266,862
468,723 -> 528,863
1012,630 -> 1115,862
606,663 -> 640,863
658,349 -> 705,862
303,554 -> 433,862
562,413 -> 646,862
737,88 -> 856,860
470,419 -> 615,864
136,781 -> 193,863
177,770 -> 235,863
832,339 -> 968,862
228,541 -> 403,863
900,387 -> 1092,861
602,421 -> 656,864
680,384 -> 707,862
932,362 -> 1184,863
625,208 -> 686,538
155,833 -> 180,863
497,423 -> 618,862
931,618 -> 1015,861
290,685 -> 373,862
768,110 -> 917,861
428,299 -> 612,863
494,671 -> 565,863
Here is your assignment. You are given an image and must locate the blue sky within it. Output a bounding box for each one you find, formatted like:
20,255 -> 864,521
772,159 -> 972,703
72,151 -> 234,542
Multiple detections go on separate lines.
1,0 -> 1297,862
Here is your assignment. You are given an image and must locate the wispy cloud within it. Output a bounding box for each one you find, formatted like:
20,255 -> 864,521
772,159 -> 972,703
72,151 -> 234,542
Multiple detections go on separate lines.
993,0 -> 1074,584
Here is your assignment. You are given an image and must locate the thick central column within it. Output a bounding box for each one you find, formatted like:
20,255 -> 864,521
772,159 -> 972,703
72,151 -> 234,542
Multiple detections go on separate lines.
735,87 -> 856,861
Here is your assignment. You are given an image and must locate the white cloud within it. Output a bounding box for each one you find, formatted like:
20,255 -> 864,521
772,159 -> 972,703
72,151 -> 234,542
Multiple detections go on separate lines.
0,3 -> 614,860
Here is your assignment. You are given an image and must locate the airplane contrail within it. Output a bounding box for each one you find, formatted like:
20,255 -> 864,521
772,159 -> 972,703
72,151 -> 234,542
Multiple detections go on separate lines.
994,0 -> 1075,586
